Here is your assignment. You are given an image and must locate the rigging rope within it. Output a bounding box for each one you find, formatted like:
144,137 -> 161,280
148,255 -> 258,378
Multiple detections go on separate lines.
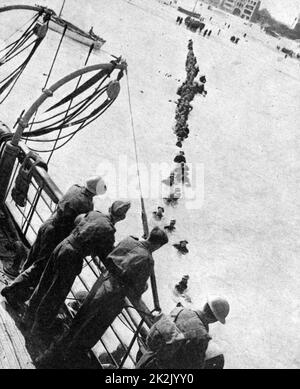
46,43 -> 94,164
0,37 -> 45,104
43,23 -> 68,89
125,71 -> 148,234
27,98 -> 115,153
0,12 -> 48,105
24,21 -> 68,143
22,85 -> 108,138
2,13 -> 37,44
125,69 -> 161,313
23,88 -> 106,138
23,60 -> 121,143
0,12 -> 40,56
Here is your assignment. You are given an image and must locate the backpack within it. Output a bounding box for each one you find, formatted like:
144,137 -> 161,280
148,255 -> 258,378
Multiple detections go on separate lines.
145,308 -> 186,362
12,151 -> 47,207
146,308 -> 211,365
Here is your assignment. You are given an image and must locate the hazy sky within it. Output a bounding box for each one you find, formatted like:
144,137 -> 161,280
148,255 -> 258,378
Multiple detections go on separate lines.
261,0 -> 300,26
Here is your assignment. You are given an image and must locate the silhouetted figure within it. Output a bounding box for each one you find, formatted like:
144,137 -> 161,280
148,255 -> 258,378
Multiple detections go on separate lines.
163,189 -> 181,207
153,207 -> 165,220
162,172 -> 175,187
176,139 -> 183,148
175,275 -> 189,294
164,219 -> 176,233
174,151 -> 186,164
173,240 -> 189,255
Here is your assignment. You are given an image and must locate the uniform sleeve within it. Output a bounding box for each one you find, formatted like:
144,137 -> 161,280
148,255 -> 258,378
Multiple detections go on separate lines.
121,253 -> 153,298
95,230 -> 115,261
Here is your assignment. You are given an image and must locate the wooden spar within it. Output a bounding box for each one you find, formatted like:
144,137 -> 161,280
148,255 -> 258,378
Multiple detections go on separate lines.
0,5 -> 56,15
12,62 -> 127,146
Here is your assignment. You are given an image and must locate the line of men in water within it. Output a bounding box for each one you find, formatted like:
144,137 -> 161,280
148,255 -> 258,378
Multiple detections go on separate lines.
151,40 -> 208,261
131,41 -> 229,369
175,39 -> 207,149
158,41 -> 206,210
135,40 -> 229,370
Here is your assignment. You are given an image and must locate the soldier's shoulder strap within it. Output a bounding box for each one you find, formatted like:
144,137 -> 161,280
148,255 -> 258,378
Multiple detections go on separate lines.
170,307 -> 185,323
129,235 -> 139,241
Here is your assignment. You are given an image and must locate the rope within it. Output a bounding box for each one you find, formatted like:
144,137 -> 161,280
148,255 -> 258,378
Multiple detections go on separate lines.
23,86 -> 108,139
1,38 -> 37,66
0,32 -> 35,63
125,70 -> 147,232
44,23 -> 68,88
46,43 -> 94,164
0,37 -> 44,104
24,22 -> 67,141
2,13 -> 37,43
0,12 -> 39,56
0,13 -> 49,105
125,69 -> 161,313
26,85 -> 107,133
28,98 -> 115,153
24,61 -> 122,153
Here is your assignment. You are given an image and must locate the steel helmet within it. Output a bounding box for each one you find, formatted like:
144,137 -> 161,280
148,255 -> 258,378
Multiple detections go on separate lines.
74,290 -> 88,304
110,201 -> 131,219
86,176 -> 107,195
208,297 -> 230,325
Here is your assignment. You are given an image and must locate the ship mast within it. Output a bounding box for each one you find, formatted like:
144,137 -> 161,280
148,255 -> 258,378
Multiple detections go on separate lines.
192,0 -> 199,13
59,0 -> 66,17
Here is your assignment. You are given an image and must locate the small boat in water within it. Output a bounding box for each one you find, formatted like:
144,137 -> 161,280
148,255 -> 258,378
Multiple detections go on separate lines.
49,14 -> 106,50
49,0 -> 106,50
0,4 -> 105,50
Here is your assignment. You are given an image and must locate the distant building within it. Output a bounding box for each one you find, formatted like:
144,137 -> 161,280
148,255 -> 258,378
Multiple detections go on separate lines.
206,0 -> 223,7
220,0 -> 261,21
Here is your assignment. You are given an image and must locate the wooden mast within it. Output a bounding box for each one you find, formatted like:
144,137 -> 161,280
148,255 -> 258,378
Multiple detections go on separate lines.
59,0 -> 66,18
192,0 -> 199,13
